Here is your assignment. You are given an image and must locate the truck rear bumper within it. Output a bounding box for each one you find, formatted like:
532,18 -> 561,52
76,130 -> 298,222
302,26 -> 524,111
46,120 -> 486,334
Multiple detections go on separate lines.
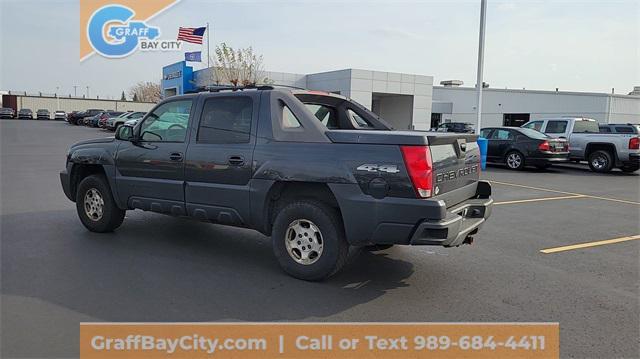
329,181 -> 493,247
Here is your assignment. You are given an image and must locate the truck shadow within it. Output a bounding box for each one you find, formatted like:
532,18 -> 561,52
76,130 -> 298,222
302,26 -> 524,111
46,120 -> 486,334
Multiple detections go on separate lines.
1,209 -> 415,323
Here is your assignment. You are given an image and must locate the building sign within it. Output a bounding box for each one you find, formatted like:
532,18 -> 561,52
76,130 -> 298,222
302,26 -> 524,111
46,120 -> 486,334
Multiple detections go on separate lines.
80,0 -> 183,61
164,71 -> 182,80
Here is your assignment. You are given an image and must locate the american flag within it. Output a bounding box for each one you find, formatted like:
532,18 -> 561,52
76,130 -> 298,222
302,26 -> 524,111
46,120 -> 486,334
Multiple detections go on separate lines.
177,26 -> 206,44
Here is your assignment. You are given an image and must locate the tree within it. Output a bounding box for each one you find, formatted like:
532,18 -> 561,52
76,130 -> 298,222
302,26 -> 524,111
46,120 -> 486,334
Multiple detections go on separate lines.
120,91 -> 126,101
201,43 -> 271,87
128,81 -> 161,103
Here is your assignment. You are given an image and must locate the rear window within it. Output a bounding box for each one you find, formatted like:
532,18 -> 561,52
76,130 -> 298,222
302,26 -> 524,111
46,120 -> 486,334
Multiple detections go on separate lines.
572,120 -> 599,133
305,104 -> 338,129
518,128 -> 551,139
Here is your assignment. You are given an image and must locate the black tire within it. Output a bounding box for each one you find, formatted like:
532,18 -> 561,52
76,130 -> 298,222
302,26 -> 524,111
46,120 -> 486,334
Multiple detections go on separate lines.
505,150 -> 525,170
272,200 -> 349,281
588,150 -> 613,173
363,244 -> 394,252
76,174 -> 125,232
620,165 -> 639,173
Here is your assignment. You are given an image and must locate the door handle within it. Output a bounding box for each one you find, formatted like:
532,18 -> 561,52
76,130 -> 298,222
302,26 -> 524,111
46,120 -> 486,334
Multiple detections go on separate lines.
228,155 -> 245,166
169,152 -> 183,162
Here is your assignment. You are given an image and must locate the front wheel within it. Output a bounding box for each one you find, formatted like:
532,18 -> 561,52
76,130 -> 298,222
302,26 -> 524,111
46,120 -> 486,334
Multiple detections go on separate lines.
505,151 -> 525,170
76,174 -> 125,232
588,150 -> 613,173
272,200 -> 349,281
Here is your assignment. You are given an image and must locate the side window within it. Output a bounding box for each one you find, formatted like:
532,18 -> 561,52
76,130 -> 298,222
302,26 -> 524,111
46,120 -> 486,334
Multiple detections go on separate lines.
304,104 -> 338,129
479,129 -> 493,138
614,127 -> 633,133
139,100 -> 192,142
347,109 -> 372,128
545,120 -> 568,134
523,121 -> 543,131
490,129 -> 513,140
282,105 -> 302,129
197,96 -> 253,144
599,126 -> 611,133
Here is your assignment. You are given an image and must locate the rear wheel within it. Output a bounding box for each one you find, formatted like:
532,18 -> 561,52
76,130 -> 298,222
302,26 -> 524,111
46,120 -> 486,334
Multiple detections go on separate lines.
272,200 -> 349,281
588,150 -> 613,173
76,174 -> 125,232
505,151 -> 525,170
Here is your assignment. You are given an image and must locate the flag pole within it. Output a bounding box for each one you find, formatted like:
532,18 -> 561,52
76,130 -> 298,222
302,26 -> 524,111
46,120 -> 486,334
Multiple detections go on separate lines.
206,22 -> 210,69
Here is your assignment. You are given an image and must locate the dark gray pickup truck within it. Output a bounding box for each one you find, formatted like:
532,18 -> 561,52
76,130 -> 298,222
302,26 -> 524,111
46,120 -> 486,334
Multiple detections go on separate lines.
60,86 -> 493,280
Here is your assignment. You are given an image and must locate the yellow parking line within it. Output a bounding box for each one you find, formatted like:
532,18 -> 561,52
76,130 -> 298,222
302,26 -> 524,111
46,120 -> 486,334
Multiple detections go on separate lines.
490,181 -> 640,206
540,235 -> 640,254
494,195 -> 586,206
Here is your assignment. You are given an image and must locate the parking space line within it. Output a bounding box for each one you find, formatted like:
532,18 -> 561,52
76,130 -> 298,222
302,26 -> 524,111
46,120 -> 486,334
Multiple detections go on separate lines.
540,234 -> 640,254
494,195 -> 586,206
490,181 -> 640,205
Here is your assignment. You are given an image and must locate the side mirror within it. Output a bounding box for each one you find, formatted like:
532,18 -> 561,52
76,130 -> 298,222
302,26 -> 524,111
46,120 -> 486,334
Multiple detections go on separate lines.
115,124 -> 134,141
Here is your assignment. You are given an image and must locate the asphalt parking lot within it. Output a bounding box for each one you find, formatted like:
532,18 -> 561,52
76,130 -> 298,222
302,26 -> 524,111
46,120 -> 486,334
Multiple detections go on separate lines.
1,120 -> 638,358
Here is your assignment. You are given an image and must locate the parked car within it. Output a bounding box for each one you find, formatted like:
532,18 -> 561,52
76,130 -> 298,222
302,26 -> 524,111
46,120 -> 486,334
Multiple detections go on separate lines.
17,108 -> 33,119
106,111 -> 146,130
599,124 -> 640,134
67,111 -> 84,125
98,111 -> 124,128
0,107 -> 15,119
36,109 -> 50,120
123,117 -> 142,127
522,117 -> 640,173
436,122 -> 475,133
480,127 -> 569,170
60,87 -> 493,281
54,110 -> 67,121
77,109 -> 104,126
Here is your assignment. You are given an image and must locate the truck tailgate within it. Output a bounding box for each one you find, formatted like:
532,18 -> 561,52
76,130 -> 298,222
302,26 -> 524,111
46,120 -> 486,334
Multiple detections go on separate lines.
326,130 -> 481,207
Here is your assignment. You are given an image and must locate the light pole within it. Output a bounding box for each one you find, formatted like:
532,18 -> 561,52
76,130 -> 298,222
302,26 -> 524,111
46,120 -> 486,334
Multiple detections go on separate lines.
475,0 -> 487,134
73,85 -> 78,97
55,86 -> 60,109
86,86 -> 90,98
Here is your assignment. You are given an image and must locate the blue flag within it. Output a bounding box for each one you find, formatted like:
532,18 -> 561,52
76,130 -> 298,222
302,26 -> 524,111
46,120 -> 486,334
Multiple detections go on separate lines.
185,51 -> 202,62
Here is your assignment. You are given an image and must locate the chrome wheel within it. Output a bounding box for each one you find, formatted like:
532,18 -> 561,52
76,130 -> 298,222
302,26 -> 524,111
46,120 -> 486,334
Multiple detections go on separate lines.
83,188 -> 104,221
506,152 -> 522,169
591,155 -> 607,170
285,219 -> 324,265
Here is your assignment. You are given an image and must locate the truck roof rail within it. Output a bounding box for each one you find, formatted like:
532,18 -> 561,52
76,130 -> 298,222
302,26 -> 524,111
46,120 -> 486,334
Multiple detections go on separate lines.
186,83 -> 308,94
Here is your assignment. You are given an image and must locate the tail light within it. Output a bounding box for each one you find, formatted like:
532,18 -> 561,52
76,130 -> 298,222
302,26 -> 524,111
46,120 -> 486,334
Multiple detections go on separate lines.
630,137 -> 639,150
538,141 -> 550,151
400,146 -> 433,198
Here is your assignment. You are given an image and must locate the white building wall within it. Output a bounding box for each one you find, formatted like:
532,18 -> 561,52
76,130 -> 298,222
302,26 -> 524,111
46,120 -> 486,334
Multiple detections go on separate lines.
432,87 -> 625,127
608,96 -> 640,124
17,96 -> 155,114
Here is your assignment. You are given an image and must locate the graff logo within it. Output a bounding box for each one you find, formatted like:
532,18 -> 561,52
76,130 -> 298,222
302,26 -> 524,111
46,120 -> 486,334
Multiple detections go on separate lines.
87,5 -> 160,58
80,0 -> 181,61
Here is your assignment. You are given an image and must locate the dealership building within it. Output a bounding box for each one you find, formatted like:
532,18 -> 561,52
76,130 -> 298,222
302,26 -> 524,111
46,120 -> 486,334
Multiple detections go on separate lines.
163,61 -> 640,130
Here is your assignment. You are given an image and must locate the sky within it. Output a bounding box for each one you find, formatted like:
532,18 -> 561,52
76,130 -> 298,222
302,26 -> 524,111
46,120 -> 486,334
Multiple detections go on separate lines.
0,0 -> 638,99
